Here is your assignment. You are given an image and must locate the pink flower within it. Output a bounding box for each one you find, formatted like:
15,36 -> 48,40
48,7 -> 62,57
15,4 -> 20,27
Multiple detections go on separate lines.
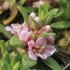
5,23 -> 32,45
19,28 -> 32,45
37,25 -> 53,35
28,12 -> 52,33
27,37 -> 56,60
32,0 -> 58,9
29,12 -> 42,31
28,12 -> 52,34
32,1 -> 46,9
32,1 -> 40,9
5,23 -> 27,36
29,12 -> 36,19
5,23 -> 21,35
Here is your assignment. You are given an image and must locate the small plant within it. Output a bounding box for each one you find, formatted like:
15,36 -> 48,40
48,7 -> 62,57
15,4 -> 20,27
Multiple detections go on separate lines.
3,4 -> 62,70
1,0 -> 70,70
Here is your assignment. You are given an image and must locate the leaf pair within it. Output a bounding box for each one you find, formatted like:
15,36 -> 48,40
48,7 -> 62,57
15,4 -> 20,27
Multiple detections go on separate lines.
42,8 -> 59,23
0,43 -> 37,70
38,3 -> 50,20
0,52 -> 20,70
38,3 -> 59,24
0,52 -> 37,70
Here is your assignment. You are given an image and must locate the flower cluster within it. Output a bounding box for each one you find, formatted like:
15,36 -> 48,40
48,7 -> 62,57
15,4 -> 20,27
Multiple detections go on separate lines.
32,0 -> 58,9
5,12 -> 56,60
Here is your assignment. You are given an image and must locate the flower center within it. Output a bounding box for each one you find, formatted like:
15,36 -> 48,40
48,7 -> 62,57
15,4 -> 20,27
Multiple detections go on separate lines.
16,23 -> 20,30
33,46 -> 45,54
31,31 -> 37,40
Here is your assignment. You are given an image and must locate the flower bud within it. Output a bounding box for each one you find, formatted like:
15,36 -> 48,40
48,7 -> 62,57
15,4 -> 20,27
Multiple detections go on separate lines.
34,17 -> 42,28
2,0 -> 9,10
46,36 -> 54,44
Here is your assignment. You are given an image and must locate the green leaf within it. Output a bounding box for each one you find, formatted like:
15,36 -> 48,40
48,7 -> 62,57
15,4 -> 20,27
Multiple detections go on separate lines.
8,0 -> 16,10
48,8 -> 59,22
24,7 -> 37,14
39,32 -> 56,38
12,62 -> 20,70
38,5 -> 45,18
31,17 -> 39,30
10,36 -> 25,48
19,0 -> 26,5
41,3 -> 51,10
31,59 -> 52,70
51,21 -> 70,29
58,0 -> 67,7
18,6 -> 29,28
38,3 -> 50,18
47,16 -> 54,24
17,64 -> 23,70
6,40 -> 19,54
40,11 -> 47,20
10,54 -> 20,68
64,3 -> 70,19
0,24 -> 12,39
0,40 -> 6,57
55,8 -> 64,18
42,57 -> 62,70
22,54 -> 37,69
42,9 -> 59,22
2,52 -> 10,64
58,1 -> 70,19
0,61 -> 10,70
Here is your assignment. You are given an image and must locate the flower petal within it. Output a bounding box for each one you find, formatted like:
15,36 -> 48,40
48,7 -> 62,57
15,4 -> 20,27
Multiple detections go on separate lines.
46,36 -> 54,44
11,23 -> 21,31
35,54 -> 48,59
28,50 -> 37,60
17,24 -> 27,36
32,2 -> 40,9
42,45 -> 56,57
37,45 -> 56,59
22,22 -> 27,28
29,12 -> 36,18
39,1 -> 46,5
35,37 -> 47,47
19,28 -> 32,42
5,26 -> 13,31
34,17 -> 42,28
5,26 -> 17,35
28,40 -> 35,50
37,25 -> 52,35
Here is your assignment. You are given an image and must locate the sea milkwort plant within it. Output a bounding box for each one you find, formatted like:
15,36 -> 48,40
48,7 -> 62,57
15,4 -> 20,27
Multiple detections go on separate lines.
5,4 -> 62,70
